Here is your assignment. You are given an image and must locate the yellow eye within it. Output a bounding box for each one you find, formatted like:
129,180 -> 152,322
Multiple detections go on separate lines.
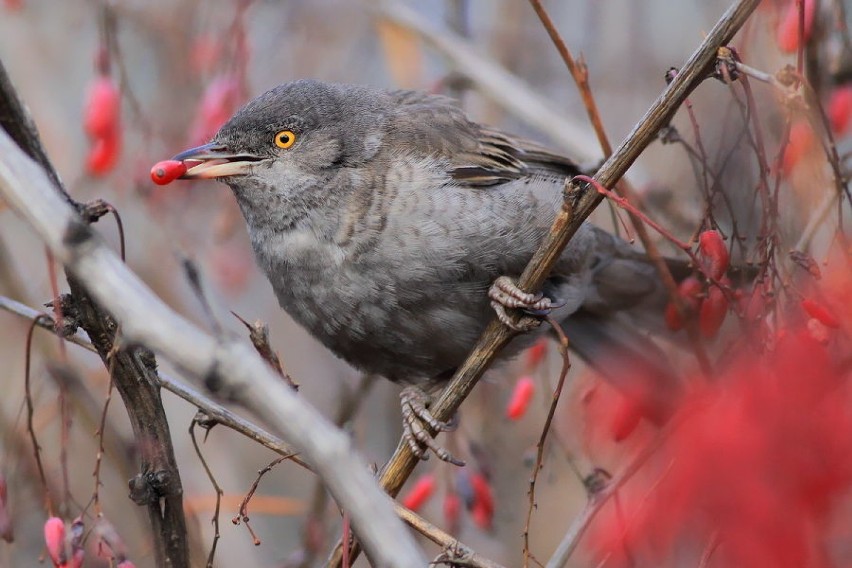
274,130 -> 296,149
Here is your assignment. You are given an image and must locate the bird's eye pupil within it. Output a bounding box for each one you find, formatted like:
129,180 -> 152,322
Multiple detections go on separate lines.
274,130 -> 296,149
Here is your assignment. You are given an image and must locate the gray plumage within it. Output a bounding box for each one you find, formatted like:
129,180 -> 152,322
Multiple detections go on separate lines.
180,80 -> 679,414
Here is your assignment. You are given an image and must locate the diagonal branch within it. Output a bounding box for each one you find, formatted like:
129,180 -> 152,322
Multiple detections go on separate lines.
329,0 -> 762,564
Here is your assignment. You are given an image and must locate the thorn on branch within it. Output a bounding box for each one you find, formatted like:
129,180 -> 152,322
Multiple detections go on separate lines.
127,469 -> 177,506
232,311 -> 298,390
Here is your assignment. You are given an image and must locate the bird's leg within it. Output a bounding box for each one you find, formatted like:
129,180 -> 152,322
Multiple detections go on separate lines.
488,275 -> 560,332
400,385 -> 464,466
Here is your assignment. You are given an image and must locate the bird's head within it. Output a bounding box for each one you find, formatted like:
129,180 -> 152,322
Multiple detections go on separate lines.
171,80 -> 389,207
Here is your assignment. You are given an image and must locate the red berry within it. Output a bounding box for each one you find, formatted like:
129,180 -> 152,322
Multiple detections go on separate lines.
524,338 -> 548,368
401,474 -> 436,512
190,75 -> 242,145
776,0 -> 816,53
44,517 -> 66,567
471,499 -> 493,530
83,76 -> 121,139
469,473 -> 494,530
664,276 -> 703,331
150,160 -> 188,185
801,299 -> 840,329
782,121 -> 815,173
86,132 -> 121,176
698,230 -> 730,280
828,85 -> 852,137
505,375 -> 535,420
610,395 -> 642,442
699,286 -> 729,338
443,491 -> 461,533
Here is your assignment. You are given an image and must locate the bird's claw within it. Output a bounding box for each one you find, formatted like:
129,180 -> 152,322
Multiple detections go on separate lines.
400,386 -> 464,466
488,276 -> 560,331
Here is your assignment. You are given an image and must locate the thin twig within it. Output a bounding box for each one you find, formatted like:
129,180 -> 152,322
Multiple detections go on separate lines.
527,0 -> 712,374
89,355 -> 116,517
189,419 -> 224,568
24,314 -> 53,515
233,455 -> 290,546
523,317 -> 571,568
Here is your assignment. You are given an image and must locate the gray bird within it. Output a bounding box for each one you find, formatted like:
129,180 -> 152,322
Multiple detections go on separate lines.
171,80 -> 681,461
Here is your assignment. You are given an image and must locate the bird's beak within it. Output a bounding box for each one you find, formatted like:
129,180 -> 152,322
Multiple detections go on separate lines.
172,142 -> 262,179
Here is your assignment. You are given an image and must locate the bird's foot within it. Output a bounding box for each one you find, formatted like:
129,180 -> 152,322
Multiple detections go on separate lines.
488,275 -> 561,332
400,386 -> 464,466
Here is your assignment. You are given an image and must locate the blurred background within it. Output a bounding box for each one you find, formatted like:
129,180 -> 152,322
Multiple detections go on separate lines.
0,0 -> 848,566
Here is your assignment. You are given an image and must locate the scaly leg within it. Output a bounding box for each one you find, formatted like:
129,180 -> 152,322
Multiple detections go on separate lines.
400,385 -> 464,466
488,275 -> 561,332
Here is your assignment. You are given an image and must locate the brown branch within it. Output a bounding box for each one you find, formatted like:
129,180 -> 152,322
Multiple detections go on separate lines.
527,0 -> 711,373
330,0 -> 762,564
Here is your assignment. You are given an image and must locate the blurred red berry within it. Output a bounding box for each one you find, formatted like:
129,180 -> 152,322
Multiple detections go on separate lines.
150,160 -> 187,185
83,76 -> 120,139
401,473 -> 436,512
586,262 -> 852,567
3,0 -> 22,11
699,286 -> 729,338
698,230 -> 729,280
189,36 -> 222,76
828,85 -> 852,137
190,75 -> 242,145
86,132 -> 121,176
468,473 -> 494,530
524,338 -> 548,368
743,281 -> 771,322
471,499 -> 493,531
0,473 -> 10,543
801,298 -> 839,329
782,120 -> 815,173
82,73 -> 122,176
776,0 -> 816,53
44,517 -> 66,567
506,375 -> 535,420
664,276 -> 703,331
610,395 -> 643,442
443,491 -> 461,534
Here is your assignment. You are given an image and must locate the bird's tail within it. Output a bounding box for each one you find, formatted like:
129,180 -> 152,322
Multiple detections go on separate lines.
556,226 -> 695,424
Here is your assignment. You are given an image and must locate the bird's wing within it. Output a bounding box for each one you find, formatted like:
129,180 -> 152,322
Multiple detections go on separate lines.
386,90 -> 581,187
